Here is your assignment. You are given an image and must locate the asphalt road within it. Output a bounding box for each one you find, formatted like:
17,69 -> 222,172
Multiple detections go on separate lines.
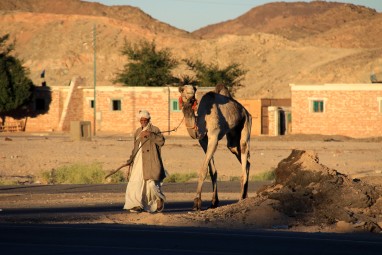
1,223 -> 382,255
0,181 -> 269,215
0,181 -> 268,194
1,183 -> 382,254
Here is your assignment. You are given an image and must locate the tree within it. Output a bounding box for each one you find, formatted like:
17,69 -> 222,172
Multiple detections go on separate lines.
183,59 -> 247,96
0,34 -> 34,124
114,40 -> 178,87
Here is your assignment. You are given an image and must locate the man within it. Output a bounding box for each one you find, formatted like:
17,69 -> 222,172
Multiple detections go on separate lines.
123,109 -> 166,213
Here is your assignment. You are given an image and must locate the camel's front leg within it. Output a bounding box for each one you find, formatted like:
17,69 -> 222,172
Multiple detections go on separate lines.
193,136 -> 219,211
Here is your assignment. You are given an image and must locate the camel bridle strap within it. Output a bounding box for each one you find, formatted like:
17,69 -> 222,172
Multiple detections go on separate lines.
185,119 -> 198,130
181,97 -> 198,130
161,116 -> 185,134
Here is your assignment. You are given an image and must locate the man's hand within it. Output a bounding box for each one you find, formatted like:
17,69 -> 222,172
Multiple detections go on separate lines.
140,130 -> 151,138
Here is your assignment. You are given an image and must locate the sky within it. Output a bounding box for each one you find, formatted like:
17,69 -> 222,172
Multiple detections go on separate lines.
86,0 -> 382,32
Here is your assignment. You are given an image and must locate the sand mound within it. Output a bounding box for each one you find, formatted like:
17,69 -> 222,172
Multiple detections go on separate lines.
183,150 -> 382,233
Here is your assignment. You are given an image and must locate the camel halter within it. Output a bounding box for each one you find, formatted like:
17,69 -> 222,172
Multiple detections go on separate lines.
179,97 -> 198,130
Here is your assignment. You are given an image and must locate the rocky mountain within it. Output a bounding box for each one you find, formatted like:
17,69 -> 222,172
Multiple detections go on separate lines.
1,0 -> 381,99
193,2 -> 378,43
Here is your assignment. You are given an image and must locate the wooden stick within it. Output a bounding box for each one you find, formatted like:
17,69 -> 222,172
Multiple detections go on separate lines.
104,162 -> 129,179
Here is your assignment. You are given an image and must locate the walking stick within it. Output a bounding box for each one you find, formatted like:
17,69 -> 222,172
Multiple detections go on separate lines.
125,164 -> 132,182
104,162 -> 130,179
104,123 -> 182,181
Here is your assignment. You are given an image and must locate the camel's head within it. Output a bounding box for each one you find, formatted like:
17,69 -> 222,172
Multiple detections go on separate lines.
178,85 -> 197,106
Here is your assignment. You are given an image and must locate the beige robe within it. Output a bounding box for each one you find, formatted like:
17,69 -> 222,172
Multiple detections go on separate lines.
123,126 -> 166,212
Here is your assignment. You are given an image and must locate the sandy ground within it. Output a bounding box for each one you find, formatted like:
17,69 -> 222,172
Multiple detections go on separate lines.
1,132 -> 382,233
1,132 -> 382,182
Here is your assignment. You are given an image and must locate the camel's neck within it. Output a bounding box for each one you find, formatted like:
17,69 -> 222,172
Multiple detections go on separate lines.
182,102 -> 199,139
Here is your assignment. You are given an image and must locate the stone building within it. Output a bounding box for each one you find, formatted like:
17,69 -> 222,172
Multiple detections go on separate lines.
1,77 -> 291,137
290,83 -> 382,138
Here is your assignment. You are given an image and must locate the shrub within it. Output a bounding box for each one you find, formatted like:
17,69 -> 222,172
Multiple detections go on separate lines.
164,172 -> 198,183
250,169 -> 275,181
41,163 -> 108,184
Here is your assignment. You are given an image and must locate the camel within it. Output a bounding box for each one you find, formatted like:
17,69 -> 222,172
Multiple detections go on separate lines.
178,84 -> 252,210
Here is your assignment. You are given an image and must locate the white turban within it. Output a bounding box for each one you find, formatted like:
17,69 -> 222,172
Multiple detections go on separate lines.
138,109 -> 151,119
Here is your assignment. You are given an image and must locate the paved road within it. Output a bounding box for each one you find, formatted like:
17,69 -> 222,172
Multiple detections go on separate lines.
1,183 -> 382,254
0,181 -> 268,194
1,223 -> 382,255
0,181 -> 269,215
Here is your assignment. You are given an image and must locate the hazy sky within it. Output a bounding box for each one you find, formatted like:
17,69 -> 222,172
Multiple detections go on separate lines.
85,0 -> 382,32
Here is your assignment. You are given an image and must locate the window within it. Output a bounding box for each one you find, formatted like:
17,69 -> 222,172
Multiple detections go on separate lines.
112,99 -> 121,111
313,100 -> 324,112
171,99 -> 181,112
310,99 -> 326,113
35,98 -> 46,111
90,100 -> 94,108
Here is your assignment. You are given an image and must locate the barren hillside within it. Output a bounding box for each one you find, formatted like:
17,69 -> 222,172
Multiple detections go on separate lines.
0,0 -> 190,37
193,2 -> 378,44
0,0 -> 382,99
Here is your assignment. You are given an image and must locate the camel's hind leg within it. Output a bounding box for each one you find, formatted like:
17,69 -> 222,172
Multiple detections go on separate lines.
240,115 -> 252,200
226,122 -> 251,200
194,135 -> 219,210
226,133 -> 247,199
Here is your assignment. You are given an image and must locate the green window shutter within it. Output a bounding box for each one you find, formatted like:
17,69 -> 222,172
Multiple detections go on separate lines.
172,100 -> 178,110
171,99 -> 180,112
313,100 -> 324,112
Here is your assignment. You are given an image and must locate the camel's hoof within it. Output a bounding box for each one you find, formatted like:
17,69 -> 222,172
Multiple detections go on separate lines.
192,206 -> 200,211
208,201 -> 219,209
193,198 -> 202,211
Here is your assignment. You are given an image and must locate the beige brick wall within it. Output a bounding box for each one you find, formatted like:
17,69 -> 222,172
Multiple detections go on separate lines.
291,84 -> 382,138
237,99 -> 262,136
13,87 -> 67,132
4,84 -> 224,136
79,86 -> 193,136
2,81 -> 267,137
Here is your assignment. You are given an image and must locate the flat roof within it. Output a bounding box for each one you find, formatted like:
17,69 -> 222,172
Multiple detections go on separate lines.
290,83 -> 382,91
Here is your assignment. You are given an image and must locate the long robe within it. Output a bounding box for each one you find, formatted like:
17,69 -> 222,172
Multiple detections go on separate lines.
123,125 -> 166,212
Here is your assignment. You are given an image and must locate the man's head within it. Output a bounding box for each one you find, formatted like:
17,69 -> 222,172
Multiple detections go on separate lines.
138,109 -> 150,128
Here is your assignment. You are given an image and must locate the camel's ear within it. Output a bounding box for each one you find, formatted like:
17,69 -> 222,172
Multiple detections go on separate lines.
178,86 -> 184,93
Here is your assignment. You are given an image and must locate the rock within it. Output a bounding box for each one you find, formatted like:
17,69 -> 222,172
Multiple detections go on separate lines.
336,221 -> 353,232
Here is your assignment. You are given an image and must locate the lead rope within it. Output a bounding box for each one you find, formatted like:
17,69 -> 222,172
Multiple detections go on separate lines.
160,116 -> 185,134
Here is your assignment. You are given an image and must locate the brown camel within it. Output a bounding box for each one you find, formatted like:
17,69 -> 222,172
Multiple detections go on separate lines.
179,85 -> 252,210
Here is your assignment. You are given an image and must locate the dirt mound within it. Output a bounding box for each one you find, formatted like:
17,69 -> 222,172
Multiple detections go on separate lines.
183,150 -> 382,233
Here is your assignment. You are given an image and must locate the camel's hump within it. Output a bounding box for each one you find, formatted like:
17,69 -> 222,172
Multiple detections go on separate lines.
201,91 -> 243,106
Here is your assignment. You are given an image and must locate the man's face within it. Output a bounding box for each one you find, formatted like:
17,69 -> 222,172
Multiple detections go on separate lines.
140,117 -> 149,128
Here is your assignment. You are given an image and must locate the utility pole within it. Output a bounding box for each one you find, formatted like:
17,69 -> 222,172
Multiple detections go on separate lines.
93,24 -> 97,136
